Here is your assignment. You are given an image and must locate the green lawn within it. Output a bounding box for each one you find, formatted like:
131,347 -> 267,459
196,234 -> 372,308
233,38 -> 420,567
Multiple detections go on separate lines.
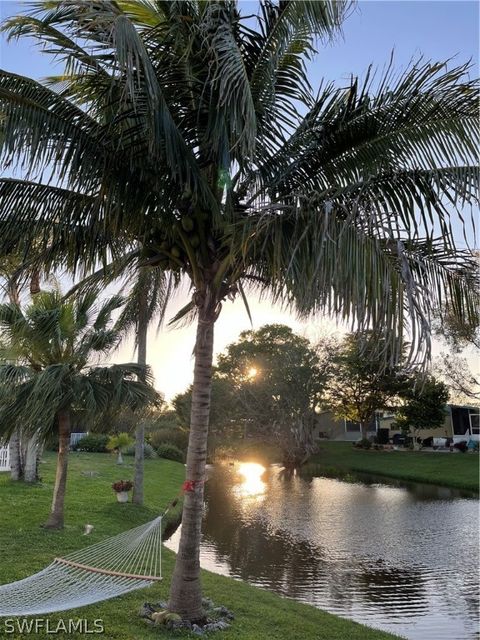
0,452 -> 402,639
307,441 -> 479,492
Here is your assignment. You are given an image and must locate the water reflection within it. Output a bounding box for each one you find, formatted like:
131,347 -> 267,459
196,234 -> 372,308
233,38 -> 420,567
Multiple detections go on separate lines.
166,464 -> 479,640
234,462 -> 266,498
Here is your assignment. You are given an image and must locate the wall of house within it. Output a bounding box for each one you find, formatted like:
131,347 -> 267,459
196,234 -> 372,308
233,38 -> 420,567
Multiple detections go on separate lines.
314,412 -> 375,442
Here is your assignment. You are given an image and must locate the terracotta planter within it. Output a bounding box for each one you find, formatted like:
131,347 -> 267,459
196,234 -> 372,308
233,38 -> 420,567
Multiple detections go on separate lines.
116,491 -> 129,503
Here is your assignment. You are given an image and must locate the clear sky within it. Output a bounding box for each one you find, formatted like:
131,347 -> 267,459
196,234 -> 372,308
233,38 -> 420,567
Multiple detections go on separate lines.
0,1 -> 478,400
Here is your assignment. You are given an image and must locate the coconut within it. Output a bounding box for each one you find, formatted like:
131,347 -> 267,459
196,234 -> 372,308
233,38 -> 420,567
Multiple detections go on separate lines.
181,216 -> 195,232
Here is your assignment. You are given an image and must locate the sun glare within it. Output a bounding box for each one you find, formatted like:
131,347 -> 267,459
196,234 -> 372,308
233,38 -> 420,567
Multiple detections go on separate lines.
236,462 -> 266,497
247,367 -> 258,379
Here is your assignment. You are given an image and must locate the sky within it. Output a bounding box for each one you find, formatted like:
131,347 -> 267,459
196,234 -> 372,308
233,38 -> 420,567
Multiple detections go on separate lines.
0,1 -> 478,400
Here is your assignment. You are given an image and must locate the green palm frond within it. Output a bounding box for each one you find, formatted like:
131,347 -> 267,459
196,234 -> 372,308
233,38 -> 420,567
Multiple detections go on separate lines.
0,288 -> 160,439
0,0 -> 477,370
116,266 -> 175,338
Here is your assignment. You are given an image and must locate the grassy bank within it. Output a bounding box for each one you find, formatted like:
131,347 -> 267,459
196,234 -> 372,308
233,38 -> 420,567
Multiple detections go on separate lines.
0,452 -> 401,640
307,442 -> 479,492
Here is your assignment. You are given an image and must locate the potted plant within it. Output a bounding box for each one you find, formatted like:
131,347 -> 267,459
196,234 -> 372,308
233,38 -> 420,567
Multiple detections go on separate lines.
112,480 -> 133,503
107,433 -> 134,465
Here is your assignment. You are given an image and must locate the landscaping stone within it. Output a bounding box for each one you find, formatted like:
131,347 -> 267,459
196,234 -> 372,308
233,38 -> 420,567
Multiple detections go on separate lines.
141,598 -> 233,634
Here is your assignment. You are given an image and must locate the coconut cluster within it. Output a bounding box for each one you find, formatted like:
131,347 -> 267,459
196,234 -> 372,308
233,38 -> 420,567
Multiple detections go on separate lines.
142,202 -> 206,272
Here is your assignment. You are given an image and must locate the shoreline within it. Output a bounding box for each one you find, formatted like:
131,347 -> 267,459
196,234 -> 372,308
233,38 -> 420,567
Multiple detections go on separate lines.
0,453 -> 402,640
306,442 -> 479,493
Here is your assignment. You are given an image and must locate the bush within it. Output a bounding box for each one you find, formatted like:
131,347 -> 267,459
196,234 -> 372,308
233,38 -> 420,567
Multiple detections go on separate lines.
123,442 -> 157,459
354,438 -> 371,450
149,428 -> 189,453
157,443 -> 184,463
73,434 -> 109,453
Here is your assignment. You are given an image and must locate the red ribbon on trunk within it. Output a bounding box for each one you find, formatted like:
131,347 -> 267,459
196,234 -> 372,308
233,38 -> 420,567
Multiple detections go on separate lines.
182,479 -> 204,493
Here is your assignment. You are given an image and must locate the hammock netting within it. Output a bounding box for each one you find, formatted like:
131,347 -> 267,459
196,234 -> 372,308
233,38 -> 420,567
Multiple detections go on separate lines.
0,516 -> 163,616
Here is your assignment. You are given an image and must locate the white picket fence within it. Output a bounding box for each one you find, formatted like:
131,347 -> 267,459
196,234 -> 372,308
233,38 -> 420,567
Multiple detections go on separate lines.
0,446 -> 10,472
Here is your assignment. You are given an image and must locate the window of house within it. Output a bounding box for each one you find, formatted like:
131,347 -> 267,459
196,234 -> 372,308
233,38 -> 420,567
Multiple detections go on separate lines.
345,421 -> 361,432
451,407 -> 471,435
469,410 -> 480,435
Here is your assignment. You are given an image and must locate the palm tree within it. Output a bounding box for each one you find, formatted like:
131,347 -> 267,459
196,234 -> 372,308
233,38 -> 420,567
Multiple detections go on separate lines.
0,250 -> 46,481
0,288 -> 160,528
115,267 -> 173,503
0,0 -> 478,619
71,261 -> 174,505
107,432 -> 134,465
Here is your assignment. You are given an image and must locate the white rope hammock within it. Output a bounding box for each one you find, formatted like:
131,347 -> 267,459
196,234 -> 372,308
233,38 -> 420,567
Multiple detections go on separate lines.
0,516 -> 163,616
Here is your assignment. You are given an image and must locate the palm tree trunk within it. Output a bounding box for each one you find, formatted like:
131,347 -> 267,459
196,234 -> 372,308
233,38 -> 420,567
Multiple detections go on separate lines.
7,279 -> 23,481
23,432 -> 40,483
9,431 -> 22,481
45,410 -> 71,529
133,281 -> 148,505
7,278 -> 20,305
168,309 -> 215,621
29,268 -> 41,296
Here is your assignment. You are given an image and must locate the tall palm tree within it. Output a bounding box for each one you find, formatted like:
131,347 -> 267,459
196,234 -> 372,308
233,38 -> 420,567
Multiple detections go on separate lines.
0,289 -> 160,528
0,0 -> 478,619
116,266 -> 173,504
68,258 -> 175,505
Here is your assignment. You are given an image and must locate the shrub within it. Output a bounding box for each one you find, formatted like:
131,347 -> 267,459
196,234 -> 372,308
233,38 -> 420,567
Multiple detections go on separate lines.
74,434 -> 109,453
123,442 -> 157,458
149,428 -> 189,453
157,443 -> 184,463
354,438 -> 371,450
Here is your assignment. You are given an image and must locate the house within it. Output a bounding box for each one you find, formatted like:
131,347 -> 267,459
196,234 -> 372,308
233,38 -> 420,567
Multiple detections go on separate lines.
314,404 -> 480,443
313,411 -> 379,442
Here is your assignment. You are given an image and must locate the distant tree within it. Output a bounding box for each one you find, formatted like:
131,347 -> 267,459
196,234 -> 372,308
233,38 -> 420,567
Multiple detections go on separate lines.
173,377 -> 240,438
432,260 -> 479,403
326,333 -> 406,438
434,257 -> 480,352
0,290 -> 159,528
215,324 -> 327,471
394,376 -> 449,445
434,353 -> 479,404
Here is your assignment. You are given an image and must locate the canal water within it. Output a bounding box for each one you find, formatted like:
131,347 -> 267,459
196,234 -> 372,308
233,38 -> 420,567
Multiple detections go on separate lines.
166,462 -> 479,640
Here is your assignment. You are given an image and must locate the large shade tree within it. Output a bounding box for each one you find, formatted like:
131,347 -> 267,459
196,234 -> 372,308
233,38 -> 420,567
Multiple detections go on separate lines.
0,289 -> 160,528
0,0 -> 478,620
215,324 -> 327,470
325,332 -> 407,438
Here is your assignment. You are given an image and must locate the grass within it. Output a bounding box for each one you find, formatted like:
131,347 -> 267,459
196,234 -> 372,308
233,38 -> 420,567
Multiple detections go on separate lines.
307,442 -> 479,492
0,451 -> 402,640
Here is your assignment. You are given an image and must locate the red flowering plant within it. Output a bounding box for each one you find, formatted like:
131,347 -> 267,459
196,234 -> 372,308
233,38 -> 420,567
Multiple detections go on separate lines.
112,480 -> 133,493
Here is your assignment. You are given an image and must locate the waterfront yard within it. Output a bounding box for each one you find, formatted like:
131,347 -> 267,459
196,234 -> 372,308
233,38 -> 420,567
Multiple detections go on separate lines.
0,452 -> 401,639
308,442 -> 479,492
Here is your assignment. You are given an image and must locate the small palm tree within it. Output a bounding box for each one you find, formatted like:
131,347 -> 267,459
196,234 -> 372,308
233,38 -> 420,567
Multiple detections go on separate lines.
107,432 -> 134,465
0,289 -> 160,528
